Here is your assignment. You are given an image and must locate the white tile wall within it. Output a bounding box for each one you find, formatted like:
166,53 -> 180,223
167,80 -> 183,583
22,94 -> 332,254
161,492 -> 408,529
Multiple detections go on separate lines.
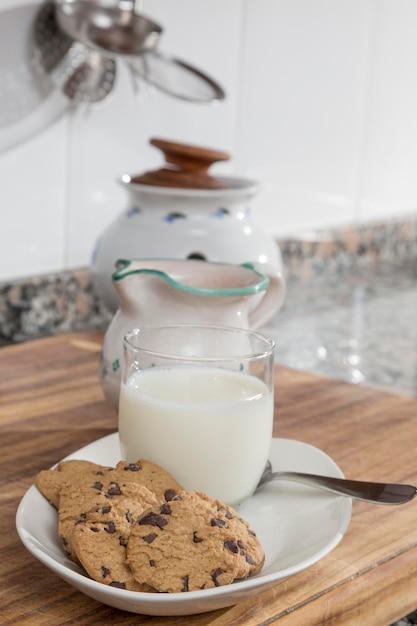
237,0 -> 377,234
1,0 -> 417,281
360,0 -> 417,220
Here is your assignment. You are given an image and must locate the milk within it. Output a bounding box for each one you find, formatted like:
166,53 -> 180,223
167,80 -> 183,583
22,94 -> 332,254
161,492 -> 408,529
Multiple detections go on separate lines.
118,366 -> 273,505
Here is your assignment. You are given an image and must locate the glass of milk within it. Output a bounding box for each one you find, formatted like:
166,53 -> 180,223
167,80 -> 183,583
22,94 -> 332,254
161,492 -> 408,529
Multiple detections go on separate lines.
118,324 -> 275,505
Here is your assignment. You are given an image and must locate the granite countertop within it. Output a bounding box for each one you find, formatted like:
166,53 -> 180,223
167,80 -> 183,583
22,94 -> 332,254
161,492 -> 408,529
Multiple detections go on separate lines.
265,256 -> 417,399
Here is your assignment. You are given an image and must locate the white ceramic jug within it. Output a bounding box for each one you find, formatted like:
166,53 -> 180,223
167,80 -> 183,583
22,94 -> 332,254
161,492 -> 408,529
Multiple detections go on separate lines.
100,258 -> 285,409
92,138 -> 282,312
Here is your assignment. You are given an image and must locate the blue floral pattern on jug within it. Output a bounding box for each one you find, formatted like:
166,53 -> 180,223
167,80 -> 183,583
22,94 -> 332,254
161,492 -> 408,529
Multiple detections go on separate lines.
213,207 -> 230,218
163,212 -> 187,223
126,206 -> 141,218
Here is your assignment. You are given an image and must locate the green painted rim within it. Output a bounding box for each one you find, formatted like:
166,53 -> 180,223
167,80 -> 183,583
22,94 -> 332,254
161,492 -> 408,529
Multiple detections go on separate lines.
112,259 -> 269,296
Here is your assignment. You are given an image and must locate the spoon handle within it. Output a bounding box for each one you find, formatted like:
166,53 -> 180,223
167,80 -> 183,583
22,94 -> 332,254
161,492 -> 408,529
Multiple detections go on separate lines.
266,471 -> 417,505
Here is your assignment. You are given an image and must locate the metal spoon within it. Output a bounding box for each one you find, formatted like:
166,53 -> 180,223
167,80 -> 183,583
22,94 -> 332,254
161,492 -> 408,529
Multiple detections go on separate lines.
257,460 -> 417,505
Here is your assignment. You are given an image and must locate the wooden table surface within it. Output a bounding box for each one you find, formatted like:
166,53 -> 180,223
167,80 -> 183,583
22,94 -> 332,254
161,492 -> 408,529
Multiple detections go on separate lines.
2,331 -> 417,626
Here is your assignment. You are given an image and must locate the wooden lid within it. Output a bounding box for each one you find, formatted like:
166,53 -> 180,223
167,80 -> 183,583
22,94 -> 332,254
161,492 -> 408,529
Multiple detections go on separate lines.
130,138 -> 231,189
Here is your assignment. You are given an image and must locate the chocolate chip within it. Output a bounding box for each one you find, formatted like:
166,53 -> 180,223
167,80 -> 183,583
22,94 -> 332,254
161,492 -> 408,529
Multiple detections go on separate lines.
210,518 -> 226,528
181,575 -> 189,592
123,463 -> 141,472
104,521 -> 116,534
217,506 -> 234,519
139,512 -> 168,529
211,569 -> 225,586
224,540 -> 239,554
164,489 -> 181,502
100,506 -> 112,514
126,511 -> 133,524
149,560 -> 156,567
92,481 -> 103,491
223,539 -> 247,555
109,581 -> 126,589
159,503 -> 171,515
91,527 -> 99,533
193,531 -> 203,543
143,533 -> 158,544
119,537 -> 128,547
107,482 -> 122,496
245,554 -> 256,565
101,566 -> 110,578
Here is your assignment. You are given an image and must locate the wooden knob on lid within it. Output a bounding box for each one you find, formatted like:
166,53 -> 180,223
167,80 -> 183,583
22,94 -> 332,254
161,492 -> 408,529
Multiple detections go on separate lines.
131,138 -> 231,189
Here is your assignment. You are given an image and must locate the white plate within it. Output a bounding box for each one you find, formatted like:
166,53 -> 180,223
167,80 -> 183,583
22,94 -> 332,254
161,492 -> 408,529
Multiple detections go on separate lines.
16,434 -> 352,616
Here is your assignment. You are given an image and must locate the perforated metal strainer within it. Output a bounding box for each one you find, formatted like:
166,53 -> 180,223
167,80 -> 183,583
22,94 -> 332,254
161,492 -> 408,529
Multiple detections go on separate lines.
33,1 -> 117,103
55,0 -> 225,103
0,3 -> 55,129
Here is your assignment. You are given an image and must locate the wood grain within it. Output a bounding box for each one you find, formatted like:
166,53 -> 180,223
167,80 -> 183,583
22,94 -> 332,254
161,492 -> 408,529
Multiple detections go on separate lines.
1,331 -> 417,625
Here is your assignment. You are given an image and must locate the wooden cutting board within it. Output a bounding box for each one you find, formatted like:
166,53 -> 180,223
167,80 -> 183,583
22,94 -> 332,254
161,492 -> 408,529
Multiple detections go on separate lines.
1,331 -> 417,626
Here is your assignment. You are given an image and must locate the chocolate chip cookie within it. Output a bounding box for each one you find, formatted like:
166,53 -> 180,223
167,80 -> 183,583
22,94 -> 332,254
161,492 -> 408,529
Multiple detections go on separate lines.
58,478 -> 159,562
126,491 -> 264,593
71,489 -> 159,591
35,460 -> 115,508
114,460 -> 183,501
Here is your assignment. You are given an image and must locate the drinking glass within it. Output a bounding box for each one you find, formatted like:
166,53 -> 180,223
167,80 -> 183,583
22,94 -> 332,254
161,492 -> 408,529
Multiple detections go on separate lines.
118,324 -> 275,505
